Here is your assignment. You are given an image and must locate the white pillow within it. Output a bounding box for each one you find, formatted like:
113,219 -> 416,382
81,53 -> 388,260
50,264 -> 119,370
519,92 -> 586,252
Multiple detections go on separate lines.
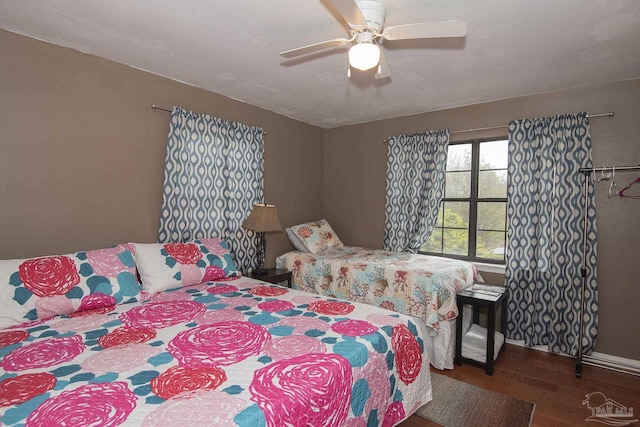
133,238 -> 239,294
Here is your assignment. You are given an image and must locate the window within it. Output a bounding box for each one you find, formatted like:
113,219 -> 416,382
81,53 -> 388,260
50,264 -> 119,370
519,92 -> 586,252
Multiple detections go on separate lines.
421,138 -> 508,263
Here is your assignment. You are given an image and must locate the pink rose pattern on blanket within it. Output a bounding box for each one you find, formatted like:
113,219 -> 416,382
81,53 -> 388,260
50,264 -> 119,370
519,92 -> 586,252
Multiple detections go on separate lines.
0,280 -> 430,426
163,241 -> 233,285
85,244 -> 136,278
4,245 -> 141,325
27,382 -> 137,426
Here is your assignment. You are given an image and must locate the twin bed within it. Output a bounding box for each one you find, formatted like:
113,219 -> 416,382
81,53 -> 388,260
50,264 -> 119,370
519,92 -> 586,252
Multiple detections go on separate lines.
0,238 -> 432,426
277,219 -> 478,371
276,246 -> 478,370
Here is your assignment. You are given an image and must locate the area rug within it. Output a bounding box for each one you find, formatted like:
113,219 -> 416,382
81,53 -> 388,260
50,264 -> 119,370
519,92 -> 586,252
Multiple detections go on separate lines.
415,372 -> 535,427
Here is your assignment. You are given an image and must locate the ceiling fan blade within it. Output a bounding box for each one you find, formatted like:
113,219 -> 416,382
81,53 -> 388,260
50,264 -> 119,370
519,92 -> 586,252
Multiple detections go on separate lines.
375,49 -> 392,79
280,38 -> 352,58
328,0 -> 367,29
381,20 -> 467,40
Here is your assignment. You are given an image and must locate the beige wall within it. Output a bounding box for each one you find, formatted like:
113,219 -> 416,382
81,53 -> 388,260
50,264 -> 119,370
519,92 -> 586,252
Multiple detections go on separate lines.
0,29 -> 324,266
324,79 -> 640,360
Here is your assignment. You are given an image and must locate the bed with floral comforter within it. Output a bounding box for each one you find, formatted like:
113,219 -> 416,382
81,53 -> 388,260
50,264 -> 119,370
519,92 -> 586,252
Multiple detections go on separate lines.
0,277 -> 431,426
276,247 -> 478,370
276,247 -> 477,332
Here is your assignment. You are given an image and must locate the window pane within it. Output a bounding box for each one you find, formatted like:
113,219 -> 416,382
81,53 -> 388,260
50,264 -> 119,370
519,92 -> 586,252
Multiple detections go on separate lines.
445,171 -> 471,198
434,202 -> 443,227
479,140 -> 508,169
424,138 -> 508,263
478,170 -> 507,198
443,202 -> 469,228
443,228 -> 468,256
476,231 -> 506,261
422,228 -> 443,253
477,202 -> 506,231
447,144 -> 471,171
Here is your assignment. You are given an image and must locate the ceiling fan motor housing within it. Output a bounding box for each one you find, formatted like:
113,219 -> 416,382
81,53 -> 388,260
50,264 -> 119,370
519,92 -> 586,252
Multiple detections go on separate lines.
356,0 -> 387,33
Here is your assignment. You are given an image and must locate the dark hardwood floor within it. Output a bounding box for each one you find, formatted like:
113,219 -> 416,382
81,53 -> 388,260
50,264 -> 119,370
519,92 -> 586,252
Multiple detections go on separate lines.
400,343 -> 640,427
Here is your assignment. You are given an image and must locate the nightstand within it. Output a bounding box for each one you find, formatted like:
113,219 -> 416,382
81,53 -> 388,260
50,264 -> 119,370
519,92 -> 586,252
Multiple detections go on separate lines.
250,268 -> 292,288
454,285 -> 509,375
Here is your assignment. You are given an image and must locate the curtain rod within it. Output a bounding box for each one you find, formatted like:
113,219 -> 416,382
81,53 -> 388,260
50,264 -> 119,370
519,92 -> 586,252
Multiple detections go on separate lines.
151,104 -> 267,135
449,112 -> 614,135
151,104 -> 173,113
383,112 -> 614,142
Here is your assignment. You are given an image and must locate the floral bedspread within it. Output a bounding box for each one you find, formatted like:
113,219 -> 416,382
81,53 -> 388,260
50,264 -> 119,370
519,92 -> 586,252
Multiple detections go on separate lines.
0,277 -> 431,426
276,247 -> 478,332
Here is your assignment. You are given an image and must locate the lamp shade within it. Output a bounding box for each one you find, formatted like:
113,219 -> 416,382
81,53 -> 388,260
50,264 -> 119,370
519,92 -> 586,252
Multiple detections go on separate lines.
242,204 -> 282,233
348,43 -> 381,71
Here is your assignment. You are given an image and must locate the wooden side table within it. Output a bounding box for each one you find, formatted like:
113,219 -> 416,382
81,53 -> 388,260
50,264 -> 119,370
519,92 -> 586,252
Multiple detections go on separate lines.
250,268 -> 292,288
455,285 -> 509,375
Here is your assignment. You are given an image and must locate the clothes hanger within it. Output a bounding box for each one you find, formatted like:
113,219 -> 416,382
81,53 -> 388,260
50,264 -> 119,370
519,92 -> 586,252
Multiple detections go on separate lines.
618,175 -> 640,198
597,167 -> 611,183
607,166 -> 617,198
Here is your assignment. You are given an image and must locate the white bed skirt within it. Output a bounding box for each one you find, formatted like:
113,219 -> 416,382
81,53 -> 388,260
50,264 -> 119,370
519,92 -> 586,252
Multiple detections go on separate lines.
424,304 -> 475,370
425,318 -> 456,369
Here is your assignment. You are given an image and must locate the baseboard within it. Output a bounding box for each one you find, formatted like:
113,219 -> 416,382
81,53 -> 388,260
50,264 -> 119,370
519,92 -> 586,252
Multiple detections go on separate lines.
506,339 -> 640,376
584,352 -> 640,376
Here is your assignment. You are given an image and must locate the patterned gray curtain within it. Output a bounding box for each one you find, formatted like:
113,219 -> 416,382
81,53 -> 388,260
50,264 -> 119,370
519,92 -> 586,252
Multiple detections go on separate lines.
158,107 -> 264,274
384,129 -> 449,253
506,112 -> 598,357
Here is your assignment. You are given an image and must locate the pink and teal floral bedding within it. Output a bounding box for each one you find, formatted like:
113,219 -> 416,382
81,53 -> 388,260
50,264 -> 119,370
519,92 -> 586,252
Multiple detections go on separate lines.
276,247 -> 478,332
0,277 -> 431,426
133,238 -> 239,294
0,245 -> 141,330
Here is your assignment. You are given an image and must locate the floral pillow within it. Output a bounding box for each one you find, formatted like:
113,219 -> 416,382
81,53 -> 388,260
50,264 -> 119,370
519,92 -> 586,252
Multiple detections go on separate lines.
133,238 -> 239,294
0,244 -> 141,329
289,219 -> 344,254
285,228 -> 309,252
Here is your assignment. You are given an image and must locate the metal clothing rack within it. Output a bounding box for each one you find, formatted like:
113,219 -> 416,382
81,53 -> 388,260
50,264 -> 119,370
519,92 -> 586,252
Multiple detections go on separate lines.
575,164 -> 640,377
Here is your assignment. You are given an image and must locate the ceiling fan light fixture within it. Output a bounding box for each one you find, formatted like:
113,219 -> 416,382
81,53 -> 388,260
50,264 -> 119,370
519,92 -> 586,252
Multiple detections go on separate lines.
280,0 -> 467,80
348,42 -> 380,71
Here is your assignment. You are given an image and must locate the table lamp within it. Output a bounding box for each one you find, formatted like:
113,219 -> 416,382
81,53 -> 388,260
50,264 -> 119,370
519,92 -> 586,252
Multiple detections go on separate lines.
242,203 -> 282,275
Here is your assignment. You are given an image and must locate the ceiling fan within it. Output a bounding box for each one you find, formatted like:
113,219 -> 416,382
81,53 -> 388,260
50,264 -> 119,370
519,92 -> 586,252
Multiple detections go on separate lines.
280,0 -> 467,79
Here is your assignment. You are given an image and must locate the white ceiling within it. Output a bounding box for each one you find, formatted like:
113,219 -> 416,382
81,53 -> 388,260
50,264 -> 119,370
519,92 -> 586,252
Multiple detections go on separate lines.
1,0 -> 639,128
